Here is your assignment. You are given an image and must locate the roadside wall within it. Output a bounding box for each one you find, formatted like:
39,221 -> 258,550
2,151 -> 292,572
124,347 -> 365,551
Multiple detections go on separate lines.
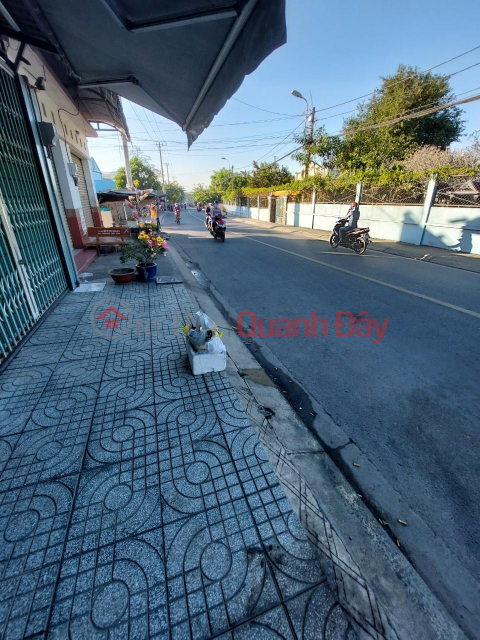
225,199 -> 480,254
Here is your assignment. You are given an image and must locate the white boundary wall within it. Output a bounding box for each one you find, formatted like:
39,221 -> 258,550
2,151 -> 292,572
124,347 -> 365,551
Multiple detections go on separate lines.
225,199 -> 480,254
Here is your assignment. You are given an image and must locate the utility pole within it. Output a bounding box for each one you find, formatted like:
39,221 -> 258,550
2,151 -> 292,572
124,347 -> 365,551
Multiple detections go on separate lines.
156,142 -> 166,193
165,162 -> 170,184
305,106 -> 315,177
291,90 -> 315,178
122,133 -> 133,189
221,156 -> 234,194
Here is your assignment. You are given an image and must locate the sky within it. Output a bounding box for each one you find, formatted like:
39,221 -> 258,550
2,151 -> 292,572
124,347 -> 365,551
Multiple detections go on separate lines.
87,0 -> 480,191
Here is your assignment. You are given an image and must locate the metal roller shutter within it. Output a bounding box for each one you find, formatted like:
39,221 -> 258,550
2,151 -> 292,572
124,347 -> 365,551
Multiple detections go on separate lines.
71,153 -> 94,228
0,65 -> 67,357
49,149 -> 73,249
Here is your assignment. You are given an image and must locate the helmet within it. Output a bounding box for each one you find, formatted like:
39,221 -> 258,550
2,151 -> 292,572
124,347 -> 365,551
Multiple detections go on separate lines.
214,200 -> 218,204
351,201 -> 357,207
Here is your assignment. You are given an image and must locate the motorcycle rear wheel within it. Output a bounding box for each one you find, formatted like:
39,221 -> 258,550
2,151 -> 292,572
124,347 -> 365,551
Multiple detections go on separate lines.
220,229 -> 225,242
329,233 -> 340,248
353,237 -> 367,254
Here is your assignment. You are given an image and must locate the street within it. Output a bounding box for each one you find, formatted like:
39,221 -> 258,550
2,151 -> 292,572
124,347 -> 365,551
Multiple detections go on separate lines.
164,208 -> 480,614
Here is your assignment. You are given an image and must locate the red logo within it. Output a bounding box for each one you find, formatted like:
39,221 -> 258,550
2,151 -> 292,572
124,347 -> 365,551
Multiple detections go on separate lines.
95,305 -> 127,330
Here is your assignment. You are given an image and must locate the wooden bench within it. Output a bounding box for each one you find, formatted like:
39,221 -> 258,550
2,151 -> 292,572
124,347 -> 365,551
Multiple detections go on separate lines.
87,227 -> 131,254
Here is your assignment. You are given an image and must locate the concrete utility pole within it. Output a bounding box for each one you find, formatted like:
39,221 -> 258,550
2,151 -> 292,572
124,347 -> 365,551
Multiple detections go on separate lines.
122,133 -> 133,189
156,142 -> 166,193
165,162 -> 170,184
305,106 -> 315,178
291,90 -> 315,177
221,156 -> 234,193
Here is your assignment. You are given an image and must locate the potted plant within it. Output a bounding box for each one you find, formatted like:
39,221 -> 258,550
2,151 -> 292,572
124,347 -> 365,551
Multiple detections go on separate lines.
120,231 -> 168,282
108,267 -> 136,284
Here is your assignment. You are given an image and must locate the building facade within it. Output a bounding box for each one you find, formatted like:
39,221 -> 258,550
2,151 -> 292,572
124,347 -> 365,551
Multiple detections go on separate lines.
0,37 -> 129,357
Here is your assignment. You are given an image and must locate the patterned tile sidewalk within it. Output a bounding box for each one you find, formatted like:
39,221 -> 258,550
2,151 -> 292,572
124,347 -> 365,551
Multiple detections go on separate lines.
0,274 -> 356,639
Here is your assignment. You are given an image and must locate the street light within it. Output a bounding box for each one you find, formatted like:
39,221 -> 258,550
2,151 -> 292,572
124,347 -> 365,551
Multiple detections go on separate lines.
291,89 -> 315,177
291,89 -> 307,106
221,156 -> 234,194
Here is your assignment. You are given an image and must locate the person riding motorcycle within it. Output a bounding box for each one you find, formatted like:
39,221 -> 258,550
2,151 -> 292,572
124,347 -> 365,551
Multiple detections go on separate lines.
174,202 -> 181,219
338,202 -> 360,244
211,201 -> 223,232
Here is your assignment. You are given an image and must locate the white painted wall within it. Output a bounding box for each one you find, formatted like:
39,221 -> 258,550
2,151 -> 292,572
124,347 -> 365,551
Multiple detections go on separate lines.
423,206 -> 480,254
226,201 -> 480,254
349,204 -> 424,245
225,204 -> 269,221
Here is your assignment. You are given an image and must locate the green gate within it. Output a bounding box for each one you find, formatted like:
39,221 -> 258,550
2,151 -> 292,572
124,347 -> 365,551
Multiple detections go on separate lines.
275,196 -> 286,224
0,64 -> 66,357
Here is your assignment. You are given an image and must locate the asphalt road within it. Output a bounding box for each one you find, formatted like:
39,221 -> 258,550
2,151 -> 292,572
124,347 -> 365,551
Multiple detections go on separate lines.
163,208 -> 480,607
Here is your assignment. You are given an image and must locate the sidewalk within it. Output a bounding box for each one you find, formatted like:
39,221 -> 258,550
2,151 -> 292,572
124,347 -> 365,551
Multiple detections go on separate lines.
230,215 -> 480,273
0,251 -> 355,639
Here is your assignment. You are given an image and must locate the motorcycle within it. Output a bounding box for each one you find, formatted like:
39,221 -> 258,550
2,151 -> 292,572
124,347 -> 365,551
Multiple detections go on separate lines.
209,213 -> 226,242
174,208 -> 181,224
329,218 -> 371,254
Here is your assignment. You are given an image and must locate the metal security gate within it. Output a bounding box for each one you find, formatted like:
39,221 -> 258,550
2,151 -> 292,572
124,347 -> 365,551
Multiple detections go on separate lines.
0,64 -> 66,356
71,153 -> 94,228
275,196 -> 286,224
49,148 -> 73,249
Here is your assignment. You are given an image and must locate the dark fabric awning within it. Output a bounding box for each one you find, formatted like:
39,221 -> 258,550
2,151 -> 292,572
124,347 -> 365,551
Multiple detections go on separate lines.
0,0 -> 286,145
97,189 -> 166,203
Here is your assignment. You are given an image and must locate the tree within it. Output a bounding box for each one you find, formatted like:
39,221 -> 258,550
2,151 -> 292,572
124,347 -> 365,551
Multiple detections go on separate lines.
247,161 -> 293,188
334,65 -> 464,171
293,126 -> 340,172
210,168 -> 248,197
115,151 -> 161,190
165,181 -> 185,203
191,184 -> 207,203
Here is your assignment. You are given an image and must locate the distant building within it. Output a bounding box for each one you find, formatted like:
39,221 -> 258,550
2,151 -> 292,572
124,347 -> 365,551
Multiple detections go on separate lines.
91,158 -> 116,191
295,161 -> 338,181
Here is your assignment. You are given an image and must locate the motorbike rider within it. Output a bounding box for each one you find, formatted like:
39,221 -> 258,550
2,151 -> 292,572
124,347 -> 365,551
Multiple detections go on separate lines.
339,202 -> 360,244
174,202 -> 181,219
211,201 -> 223,232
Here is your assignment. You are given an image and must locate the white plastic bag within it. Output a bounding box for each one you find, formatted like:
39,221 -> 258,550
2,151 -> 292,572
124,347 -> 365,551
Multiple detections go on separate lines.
206,336 -> 226,355
195,311 -> 217,332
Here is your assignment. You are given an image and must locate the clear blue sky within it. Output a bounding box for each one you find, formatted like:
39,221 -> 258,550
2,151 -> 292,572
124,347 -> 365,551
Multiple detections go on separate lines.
88,0 -> 480,190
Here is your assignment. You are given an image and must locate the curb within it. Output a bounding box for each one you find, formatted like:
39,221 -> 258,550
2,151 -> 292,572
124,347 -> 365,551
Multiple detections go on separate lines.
167,239 -> 470,640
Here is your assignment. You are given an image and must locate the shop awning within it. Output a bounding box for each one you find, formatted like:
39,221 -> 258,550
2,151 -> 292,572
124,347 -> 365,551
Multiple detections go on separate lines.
0,0 -> 286,145
97,188 -> 166,203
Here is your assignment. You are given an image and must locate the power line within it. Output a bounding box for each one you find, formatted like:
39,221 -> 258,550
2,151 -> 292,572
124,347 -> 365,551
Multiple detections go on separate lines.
314,45 -> 480,114
232,97 -> 303,117
239,120 -> 305,169
260,91 -> 480,168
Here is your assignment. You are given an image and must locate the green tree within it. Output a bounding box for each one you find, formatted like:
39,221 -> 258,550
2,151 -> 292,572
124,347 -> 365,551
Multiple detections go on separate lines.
335,65 -> 464,171
115,151 -> 161,190
165,181 -> 185,203
211,168 -> 249,197
247,161 -> 293,188
293,126 -> 341,171
191,183 -> 223,204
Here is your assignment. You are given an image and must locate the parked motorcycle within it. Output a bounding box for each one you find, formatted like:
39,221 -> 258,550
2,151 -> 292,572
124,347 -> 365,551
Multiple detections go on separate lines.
329,218 -> 371,254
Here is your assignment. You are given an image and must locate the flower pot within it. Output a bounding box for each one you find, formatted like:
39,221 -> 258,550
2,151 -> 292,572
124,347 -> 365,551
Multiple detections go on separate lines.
109,268 -> 135,284
136,263 -> 157,282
